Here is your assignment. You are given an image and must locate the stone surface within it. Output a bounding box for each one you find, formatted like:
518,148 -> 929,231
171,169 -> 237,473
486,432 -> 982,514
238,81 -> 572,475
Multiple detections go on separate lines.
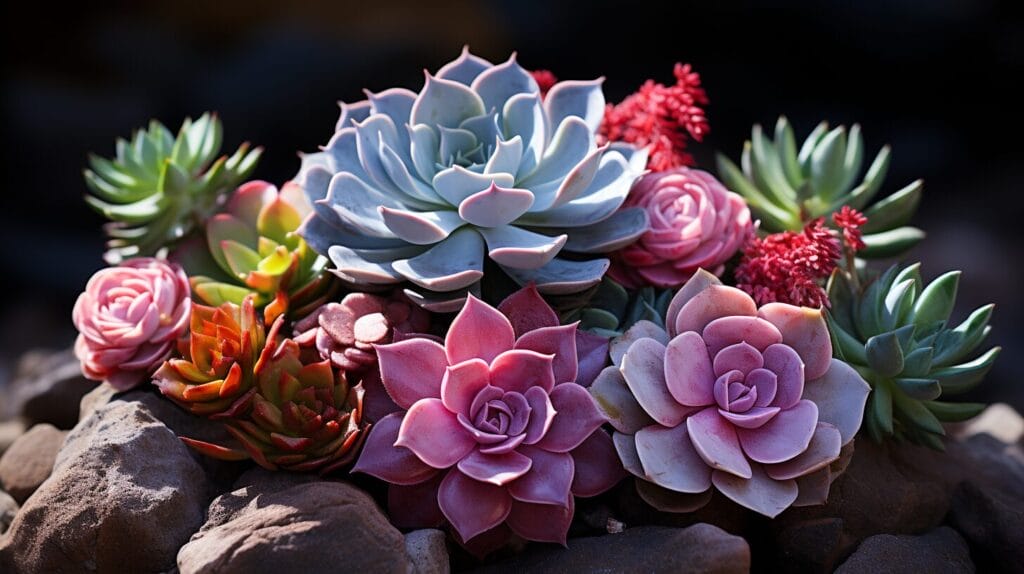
3,347 -> 98,429
406,529 -> 450,574
835,527 -> 974,573
0,396 -> 211,573
176,468 -> 411,574
0,420 -> 25,456
948,481 -> 1024,573
0,423 -> 66,503
0,490 -> 17,533
952,402 -> 1024,444
78,382 -> 120,422
473,524 -> 749,574
773,517 -> 852,573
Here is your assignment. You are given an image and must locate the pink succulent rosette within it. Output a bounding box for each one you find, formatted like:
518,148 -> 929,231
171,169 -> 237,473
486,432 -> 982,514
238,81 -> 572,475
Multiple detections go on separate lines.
609,168 -> 752,289
591,269 -> 869,517
72,258 -> 192,391
353,286 -> 624,552
293,290 -> 431,372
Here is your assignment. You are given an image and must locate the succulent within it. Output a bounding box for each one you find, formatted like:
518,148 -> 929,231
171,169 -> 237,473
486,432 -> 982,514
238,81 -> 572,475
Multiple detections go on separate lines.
562,277 -> 673,338
716,117 -> 924,258
608,168 -> 752,289
296,48 -> 648,312
73,258 -> 192,390
85,113 -> 262,263
353,287 -> 624,552
293,290 -> 431,372
153,297 -> 266,417
175,180 -> 336,324
827,264 -> 1001,449
179,318 -> 367,473
590,270 -> 870,517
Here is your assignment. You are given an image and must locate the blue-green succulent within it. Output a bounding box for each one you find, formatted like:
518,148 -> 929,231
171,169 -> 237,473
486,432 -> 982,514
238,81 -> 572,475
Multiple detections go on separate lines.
296,48 -> 648,312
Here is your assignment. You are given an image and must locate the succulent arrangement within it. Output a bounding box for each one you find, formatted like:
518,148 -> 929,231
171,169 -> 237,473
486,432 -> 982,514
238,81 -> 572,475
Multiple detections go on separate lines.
69,48 -> 1001,559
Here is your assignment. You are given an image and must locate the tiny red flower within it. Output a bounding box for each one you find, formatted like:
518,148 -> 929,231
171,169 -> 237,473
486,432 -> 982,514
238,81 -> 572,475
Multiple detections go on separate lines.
530,70 -> 558,99
598,63 -> 709,171
734,219 -> 842,308
833,206 -> 868,252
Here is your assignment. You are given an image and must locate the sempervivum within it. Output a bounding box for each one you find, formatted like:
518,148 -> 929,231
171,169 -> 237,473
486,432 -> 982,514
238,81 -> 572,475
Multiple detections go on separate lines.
73,258 -> 192,390
827,263 -> 1000,449
352,286 -> 624,553
153,297 -> 266,416
296,48 -> 648,312
174,180 -> 336,324
590,270 -> 870,517
292,290 -> 431,372
85,113 -> 262,263
177,318 -> 367,473
716,117 -> 923,258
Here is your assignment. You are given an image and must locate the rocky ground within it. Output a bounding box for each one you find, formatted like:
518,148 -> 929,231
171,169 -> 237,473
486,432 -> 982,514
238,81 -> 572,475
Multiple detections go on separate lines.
0,349 -> 1021,573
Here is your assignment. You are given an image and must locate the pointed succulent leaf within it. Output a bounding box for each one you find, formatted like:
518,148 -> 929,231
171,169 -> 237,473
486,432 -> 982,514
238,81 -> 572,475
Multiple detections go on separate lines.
912,271 -> 960,329
861,180 -> 923,234
809,126 -> 847,199
865,331 -> 904,377
931,304 -> 994,366
774,117 -> 803,188
932,347 -> 1001,395
894,378 -> 941,401
923,400 -> 986,422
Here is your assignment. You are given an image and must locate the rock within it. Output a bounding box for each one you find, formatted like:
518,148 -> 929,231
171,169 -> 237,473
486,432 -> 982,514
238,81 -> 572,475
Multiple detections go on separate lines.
948,481 -> 1024,573
406,529 -> 449,574
0,396 -> 210,573
3,347 -> 98,429
835,527 -> 973,573
0,423 -> 66,503
773,517 -> 853,573
952,402 -> 1024,444
78,382 -> 120,422
0,490 -> 17,533
0,420 -> 25,456
472,524 -> 749,574
176,468 -> 411,574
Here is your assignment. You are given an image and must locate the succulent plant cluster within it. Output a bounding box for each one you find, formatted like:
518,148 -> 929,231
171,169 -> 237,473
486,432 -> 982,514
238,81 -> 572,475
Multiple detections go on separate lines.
69,48 -> 1001,557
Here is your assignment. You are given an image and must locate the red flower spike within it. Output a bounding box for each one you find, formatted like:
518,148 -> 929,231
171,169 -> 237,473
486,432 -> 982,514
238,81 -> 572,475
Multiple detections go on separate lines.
530,70 -> 558,99
833,206 -> 868,253
734,219 -> 843,308
598,62 -> 709,171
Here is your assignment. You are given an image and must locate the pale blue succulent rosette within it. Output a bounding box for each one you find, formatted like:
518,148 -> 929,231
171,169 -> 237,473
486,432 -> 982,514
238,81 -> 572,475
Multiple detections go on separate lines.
295,48 -> 649,312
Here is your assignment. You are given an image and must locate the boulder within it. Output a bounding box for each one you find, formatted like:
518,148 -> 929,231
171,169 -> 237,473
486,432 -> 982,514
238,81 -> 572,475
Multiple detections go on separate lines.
0,396 -> 210,573
0,423 -> 66,503
406,529 -> 450,574
0,490 -> 17,533
3,347 -> 98,429
176,468 -> 411,574
472,524 -> 749,574
835,527 -> 973,573
948,481 -> 1024,573
952,402 -> 1024,444
0,420 -> 25,457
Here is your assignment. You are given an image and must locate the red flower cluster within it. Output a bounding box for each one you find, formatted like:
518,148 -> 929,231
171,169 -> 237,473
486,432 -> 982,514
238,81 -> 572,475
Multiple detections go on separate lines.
597,63 -> 709,171
734,219 -> 842,308
833,206 -> 868,252
530,69 -> 558,99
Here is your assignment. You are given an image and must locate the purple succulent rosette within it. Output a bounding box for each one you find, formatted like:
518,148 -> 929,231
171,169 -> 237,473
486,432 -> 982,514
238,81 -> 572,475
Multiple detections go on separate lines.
353,286 -> 624,553
295,47 -> 649,312
590,269 -> 870,517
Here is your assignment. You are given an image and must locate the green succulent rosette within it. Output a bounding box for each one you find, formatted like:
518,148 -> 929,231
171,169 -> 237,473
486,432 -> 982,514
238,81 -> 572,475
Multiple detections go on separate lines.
717,116 -> 924,258
85,113 -> 262,263
174,180 -> 336,324
561,277 -> 673,338
826,263 -> 1000,449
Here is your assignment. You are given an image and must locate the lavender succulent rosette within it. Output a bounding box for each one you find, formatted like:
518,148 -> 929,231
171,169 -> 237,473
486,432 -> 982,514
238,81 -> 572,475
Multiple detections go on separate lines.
296,48 -> 648,312
590,270 -> 870,517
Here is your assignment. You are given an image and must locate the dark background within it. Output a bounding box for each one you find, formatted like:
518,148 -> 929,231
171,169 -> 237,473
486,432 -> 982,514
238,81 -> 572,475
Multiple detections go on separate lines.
2,1 -> 1021,407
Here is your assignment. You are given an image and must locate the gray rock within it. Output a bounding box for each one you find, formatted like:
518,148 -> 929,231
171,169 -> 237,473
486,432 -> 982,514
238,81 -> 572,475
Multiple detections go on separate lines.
0,423 -> 66,503
406,529 -> 450,574
473,524 -> 750,574
836,527 -> 974,573
0,490 -> 17,533
0,420 -> 25,457
176,468 -> 411,574
78,382 -> 120,422
949,481 -> 1024,573
0,396 -> 210,573
4,347 -> 98,429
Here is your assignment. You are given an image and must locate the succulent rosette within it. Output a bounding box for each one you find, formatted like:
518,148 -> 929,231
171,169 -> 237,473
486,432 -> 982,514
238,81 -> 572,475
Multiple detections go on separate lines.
353,286 -> 624,551
73,258 -> 192,390
176,318 -> 367,473
296,48 -> 649,312
591,270 -> 870,517
175,180 -> 335,323
293,290 -> 431,372
154,297 -> 266,416
609,168 -> 752,289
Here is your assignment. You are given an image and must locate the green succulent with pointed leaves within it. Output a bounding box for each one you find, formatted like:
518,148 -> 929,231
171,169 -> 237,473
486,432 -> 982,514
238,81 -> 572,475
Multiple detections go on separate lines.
562,277 -> 673,338
717,116 -> 924,258
85,113 -> 262,263
826,263 -> 1000,449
